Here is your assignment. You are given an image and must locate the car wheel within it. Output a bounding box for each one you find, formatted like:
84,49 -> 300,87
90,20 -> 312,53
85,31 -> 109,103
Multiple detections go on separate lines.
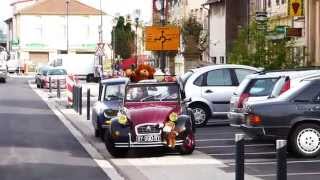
179,131 -> 195,155
94,128 -> 100,138
290,123 -> 320,157
104,130 -> 128,157
190,104 -> 209,127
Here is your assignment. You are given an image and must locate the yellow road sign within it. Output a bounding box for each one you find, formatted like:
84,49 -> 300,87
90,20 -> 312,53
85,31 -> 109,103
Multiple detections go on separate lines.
288,0 -> 304,17
145,26 -> 180,51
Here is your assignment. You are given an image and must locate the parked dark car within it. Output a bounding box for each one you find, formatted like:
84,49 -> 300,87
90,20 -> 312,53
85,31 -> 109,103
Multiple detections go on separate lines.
229,69 -> 320,127
241,77 -> 320,157
103,81 -> 195,157
35,65 -> 52,88
92,77 -> 129,139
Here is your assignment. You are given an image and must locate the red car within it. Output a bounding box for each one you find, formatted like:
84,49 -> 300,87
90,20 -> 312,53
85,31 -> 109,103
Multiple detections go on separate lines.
102,81 -> 196,157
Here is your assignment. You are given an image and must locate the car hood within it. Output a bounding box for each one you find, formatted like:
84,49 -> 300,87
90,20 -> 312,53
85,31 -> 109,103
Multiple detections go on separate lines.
125,102 -> 180,126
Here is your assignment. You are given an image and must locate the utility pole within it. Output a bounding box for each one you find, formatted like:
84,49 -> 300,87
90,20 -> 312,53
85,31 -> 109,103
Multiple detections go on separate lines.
66,0 -> 70,54
160,0 -> 166,72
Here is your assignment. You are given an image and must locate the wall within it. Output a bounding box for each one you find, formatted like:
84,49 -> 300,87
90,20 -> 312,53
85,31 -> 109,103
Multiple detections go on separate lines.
209,1 -> 226,64
19,15 -> 100,51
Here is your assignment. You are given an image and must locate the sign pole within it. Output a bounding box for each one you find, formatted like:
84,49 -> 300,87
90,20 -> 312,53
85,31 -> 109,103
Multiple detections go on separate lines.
160,0 -> 166,73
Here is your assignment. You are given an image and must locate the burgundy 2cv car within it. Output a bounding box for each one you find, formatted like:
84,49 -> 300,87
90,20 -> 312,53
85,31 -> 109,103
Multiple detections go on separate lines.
102,81 -> 196,157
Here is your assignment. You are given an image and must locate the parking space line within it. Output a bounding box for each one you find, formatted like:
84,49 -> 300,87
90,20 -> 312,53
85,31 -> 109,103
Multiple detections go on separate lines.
255,172 -> 320,177
197,138 -> 234,142
228,159 -> 320,166
208,151 -> 275,156
196,144 -> 274,149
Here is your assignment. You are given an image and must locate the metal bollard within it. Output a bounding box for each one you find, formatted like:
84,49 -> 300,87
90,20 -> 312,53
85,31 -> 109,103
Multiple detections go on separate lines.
57,79 -> 60,98
79,86 -> 82,115
73,86 -> 76,111
49,77 -> 52,93
87,88 -> 90,120
276,140 -> 287,180
235,134 -> 245,180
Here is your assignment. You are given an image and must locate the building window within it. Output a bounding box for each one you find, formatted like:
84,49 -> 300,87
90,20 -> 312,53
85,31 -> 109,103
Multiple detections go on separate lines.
211,57 -> 217,64
220,56 -> 224,64
268,0 -> 271,7
281,0 -> 285,4
276,0 -> 280,5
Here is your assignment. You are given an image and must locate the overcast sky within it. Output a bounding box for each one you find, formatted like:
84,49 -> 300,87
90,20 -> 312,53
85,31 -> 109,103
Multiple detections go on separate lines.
0,0 -> 153,35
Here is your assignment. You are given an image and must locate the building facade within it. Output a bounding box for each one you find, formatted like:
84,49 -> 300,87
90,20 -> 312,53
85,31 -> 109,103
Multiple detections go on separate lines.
5,0 -> 103,72
305,0 -> 320,65
204,0 -> 249,64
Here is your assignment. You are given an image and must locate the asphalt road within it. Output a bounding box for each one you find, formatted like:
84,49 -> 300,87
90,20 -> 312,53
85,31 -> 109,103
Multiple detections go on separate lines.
196,124 -> 320,180
0,77 -> 110,180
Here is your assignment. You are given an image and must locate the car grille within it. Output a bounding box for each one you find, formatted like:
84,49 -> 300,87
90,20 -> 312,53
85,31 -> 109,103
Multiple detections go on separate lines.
136,124 -> 161,134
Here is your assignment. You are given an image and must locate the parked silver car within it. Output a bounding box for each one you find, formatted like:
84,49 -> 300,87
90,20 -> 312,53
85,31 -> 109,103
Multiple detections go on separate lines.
179,64 -> 259,126
229,69 -> 320,128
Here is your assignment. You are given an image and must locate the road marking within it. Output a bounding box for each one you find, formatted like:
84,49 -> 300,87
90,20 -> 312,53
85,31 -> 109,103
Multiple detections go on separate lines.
255,172 -> 320,177
197,138 -> 234,142
208,152 -> 275,156
228,159 -> 320,166
29,81 -> 124,180
196,144 -> 274,149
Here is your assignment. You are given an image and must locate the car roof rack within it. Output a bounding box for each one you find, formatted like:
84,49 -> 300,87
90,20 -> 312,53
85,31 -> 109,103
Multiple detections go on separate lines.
257,66 -> 320,75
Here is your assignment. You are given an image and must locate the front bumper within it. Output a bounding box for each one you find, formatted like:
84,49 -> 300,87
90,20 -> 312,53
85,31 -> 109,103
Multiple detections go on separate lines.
240,124 -> 290,139
0,70 -> 7,79
114,133 -> 184,148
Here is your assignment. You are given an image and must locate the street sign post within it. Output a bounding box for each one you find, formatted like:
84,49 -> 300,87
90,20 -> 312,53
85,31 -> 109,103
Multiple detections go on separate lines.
145,26 -> 180,51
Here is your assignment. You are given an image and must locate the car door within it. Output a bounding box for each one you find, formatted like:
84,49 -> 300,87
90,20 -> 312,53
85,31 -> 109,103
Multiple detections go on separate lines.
201,68 -> 237,113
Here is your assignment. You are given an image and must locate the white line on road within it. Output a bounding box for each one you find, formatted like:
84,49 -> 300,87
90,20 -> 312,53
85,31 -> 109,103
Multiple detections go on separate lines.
255,172 -> 320,177
29,81 -> 124,180
197,138 -> 234,142
228,159 -> 320,166
196,144 -> 274,149
208,151 -> 275,156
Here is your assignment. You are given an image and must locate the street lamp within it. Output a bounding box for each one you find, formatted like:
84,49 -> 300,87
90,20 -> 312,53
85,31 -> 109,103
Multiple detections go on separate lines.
65,0 -> 70,54
134,9 -> 141,66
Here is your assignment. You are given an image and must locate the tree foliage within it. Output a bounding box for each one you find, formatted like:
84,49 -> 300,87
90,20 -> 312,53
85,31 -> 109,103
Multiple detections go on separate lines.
181,17 -> 205,55
229,22 -> 299,70
111,16 -> 135,59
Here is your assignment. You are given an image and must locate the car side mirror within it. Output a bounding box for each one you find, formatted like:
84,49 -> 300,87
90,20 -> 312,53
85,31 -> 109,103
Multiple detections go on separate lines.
183,97 -> 192,103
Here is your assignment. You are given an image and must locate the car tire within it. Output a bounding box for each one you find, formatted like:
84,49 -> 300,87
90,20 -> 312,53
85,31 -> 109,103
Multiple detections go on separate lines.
178,131 -> 195,155
190,104 -> 209,127
104,130 -> 128,157
290,123 -> 320,157
94,128 -> 100,138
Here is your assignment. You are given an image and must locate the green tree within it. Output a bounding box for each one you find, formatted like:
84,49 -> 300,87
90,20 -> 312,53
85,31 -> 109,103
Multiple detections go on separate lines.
181,17 -> 204,56
229,22 -> 299,70
111,16 -> 135,59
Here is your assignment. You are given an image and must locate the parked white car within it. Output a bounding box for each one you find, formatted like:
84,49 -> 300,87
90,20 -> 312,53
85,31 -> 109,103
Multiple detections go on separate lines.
179,64 -> 260,126
0,59 -> 7,83
6,59 -> 19,73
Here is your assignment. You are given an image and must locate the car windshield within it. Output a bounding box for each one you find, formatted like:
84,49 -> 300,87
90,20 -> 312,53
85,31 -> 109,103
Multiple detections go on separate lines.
47,69 -> 67,75
125,84 -> 179,102
104,84 -> 126,101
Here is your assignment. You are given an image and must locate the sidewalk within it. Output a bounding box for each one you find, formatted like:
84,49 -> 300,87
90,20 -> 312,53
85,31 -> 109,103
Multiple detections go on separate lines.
31,81 -> 262,180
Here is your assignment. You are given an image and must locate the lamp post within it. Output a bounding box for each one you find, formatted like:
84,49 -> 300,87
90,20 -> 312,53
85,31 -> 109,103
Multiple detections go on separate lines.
134,9 -> 140,67
66,0 -> 70,54
160,0 -> 166,72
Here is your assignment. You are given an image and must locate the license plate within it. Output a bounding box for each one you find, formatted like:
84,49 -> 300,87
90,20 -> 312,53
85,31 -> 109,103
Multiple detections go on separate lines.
137,134 -> 161,142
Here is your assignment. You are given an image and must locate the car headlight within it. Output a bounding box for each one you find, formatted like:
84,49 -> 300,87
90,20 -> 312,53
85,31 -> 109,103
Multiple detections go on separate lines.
169,112 -> 178,122
118,114 -> 128,125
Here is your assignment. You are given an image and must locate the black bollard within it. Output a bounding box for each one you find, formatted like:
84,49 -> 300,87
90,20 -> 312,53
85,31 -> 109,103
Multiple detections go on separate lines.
79,86 -> 82,115
87,88 -> 90,120
49,77 -> 52,93
57,79 -> 60,98
235,134 -> 245,180
276,140 -> 287,180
